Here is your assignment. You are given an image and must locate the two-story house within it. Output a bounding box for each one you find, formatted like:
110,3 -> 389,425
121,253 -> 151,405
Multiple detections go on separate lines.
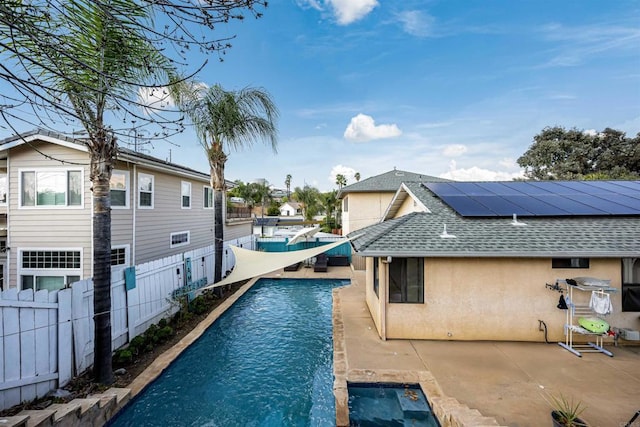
337,168 -> 448,236
0,130 -> 252,291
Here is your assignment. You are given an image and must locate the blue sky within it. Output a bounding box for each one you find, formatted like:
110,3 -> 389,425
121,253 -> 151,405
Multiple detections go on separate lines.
6,1 -> 640,192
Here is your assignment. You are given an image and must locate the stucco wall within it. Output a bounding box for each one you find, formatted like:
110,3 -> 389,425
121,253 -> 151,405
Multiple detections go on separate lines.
366,256 -> 638,342
342,192 -> 394,235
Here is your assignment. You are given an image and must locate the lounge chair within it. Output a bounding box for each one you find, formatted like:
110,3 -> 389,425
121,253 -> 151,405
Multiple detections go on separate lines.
314,254 -> 328,272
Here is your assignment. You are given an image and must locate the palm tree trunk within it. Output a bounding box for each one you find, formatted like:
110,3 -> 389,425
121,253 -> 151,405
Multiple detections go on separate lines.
210,150 -> 226,294
213,187 -> 224,284
91,162 -> 114,385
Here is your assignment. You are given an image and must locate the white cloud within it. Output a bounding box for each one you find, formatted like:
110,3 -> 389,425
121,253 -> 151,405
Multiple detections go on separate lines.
440,160 -> 524,181
329,0 -> 378,25
137,86 -> 175,115
329,164 -> 357,186
344,113 -> 402,142
498,157 -> 520,170
442,144 -> 468,157
395,10 -> 435,37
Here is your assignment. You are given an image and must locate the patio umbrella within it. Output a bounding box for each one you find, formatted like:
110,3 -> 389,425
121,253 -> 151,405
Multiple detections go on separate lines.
286,226 -> 321,246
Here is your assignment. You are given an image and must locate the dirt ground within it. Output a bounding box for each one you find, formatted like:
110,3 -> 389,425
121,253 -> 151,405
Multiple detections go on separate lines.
0,283 -> 244,417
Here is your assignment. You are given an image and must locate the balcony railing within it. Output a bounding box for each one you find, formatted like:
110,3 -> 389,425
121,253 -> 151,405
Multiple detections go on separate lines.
226,206 -> 252,220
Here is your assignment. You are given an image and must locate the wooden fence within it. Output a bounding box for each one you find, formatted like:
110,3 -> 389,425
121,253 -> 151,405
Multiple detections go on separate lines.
0,235 -> 255,410
0,288 -> 72,410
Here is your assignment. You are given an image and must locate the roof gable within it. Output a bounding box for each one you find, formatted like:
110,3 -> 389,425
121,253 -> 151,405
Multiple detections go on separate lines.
338,169 -> 448,197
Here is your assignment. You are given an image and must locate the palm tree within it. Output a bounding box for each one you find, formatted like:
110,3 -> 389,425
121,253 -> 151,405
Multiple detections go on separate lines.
180,84 -> 278,284
285,174 -> 292,198
336,174 -> 347,189
355,172 -> 361,182
24,1 -> 182,385
293,185 -> 320,221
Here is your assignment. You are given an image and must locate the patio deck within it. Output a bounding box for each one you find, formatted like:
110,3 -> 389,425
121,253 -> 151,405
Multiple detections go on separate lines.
308,267 -> 640,427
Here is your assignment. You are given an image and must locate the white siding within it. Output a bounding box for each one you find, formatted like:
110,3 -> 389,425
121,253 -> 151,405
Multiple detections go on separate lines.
133,166 -> 214,263
7,144 -> 92,287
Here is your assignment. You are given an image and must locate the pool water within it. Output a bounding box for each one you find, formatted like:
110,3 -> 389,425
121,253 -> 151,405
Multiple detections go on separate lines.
109,278 -> 347,427
348,383 -> 440,427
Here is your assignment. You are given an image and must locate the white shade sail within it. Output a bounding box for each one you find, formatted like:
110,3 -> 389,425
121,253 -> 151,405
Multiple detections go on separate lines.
286,226 -> 321,246
200,238 -> 350,291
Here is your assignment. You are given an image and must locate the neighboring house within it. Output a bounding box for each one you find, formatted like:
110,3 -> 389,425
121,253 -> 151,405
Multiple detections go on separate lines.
338,168 -> 448,236
279,201 -> 303,217
0,130 -> 252,291
349,180 -> 640,342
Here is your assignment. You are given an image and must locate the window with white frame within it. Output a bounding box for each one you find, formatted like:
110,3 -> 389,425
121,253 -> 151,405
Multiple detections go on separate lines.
110,246 -> 129,267
181,181 -> 191,208
203,186 -> 213,209
21,169 -> 82,207
19,249 -> 82,291
0,172 -> 6,205
343,196 -> 348,212
138,173 -> 154,208
110,170 -> 129,208
170,231 -> 190,248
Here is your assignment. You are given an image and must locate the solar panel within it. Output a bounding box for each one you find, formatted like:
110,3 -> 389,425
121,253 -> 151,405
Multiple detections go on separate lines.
423,180 -> 640,217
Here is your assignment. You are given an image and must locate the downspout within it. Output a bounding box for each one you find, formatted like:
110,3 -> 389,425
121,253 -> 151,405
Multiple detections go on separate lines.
380,259 -> 387,341
132,165 -> 136,264
5,156 -> 10,289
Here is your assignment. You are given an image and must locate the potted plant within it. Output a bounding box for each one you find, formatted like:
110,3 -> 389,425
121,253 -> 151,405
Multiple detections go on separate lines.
549,394 -> 588,426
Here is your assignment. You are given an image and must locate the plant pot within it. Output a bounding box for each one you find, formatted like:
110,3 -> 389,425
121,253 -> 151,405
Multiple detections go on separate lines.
551,410 -> 588,427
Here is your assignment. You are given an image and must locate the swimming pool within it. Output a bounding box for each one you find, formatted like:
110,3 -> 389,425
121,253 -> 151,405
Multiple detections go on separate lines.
109,278 -> 348,426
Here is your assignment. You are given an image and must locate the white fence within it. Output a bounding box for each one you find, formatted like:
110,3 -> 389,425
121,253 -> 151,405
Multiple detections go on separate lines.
0,288 -> 72,410
0,235 -> 254,411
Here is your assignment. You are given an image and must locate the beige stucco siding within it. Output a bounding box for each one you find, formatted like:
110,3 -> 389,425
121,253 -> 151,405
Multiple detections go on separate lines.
367,256 -> 636,342
133,166 -> 213,263
7,143 -> 92,286
342,192 -> 394,235
395,192 -> 426,217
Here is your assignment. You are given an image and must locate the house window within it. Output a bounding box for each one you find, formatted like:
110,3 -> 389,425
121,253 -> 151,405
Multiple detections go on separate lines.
552,258 -> 590,269
111,246 -> 129,266
622,258 -> 640,312
181,181 -> 191,208
138,173 -> 154,208
21,169 -> 82,207
373,257 -> 379,297
204,186 -> 213,209
19,249 -> 82,291
389,257 -> 424,303
0,172 -> 6,204
110,170 -> 129,208
343,196 -> 348,213
170,231 -> 190,248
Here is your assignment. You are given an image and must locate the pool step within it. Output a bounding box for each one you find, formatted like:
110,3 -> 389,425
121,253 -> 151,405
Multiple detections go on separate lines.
395,388 -> 430,416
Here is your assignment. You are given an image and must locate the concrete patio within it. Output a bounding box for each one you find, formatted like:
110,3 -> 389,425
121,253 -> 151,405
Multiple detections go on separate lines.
318,267 -> 640,427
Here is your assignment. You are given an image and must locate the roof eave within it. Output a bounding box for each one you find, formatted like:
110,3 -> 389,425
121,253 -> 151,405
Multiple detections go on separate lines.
356,250 -> 638,258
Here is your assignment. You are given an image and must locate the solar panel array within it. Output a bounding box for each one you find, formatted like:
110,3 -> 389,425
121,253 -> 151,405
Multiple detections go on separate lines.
423,180 -> 640,217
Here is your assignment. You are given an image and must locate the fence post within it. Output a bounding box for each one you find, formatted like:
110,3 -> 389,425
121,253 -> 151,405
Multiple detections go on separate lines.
58,288 -> 72,386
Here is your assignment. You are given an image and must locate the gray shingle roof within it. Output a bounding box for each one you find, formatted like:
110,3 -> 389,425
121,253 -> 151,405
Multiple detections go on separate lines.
338,169 -> 448,197
349,182 -> 640,257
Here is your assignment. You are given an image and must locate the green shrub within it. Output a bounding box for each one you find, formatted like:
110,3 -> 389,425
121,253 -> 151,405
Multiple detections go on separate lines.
114,349 -> 133,365
157,326 -> 174,342
158,318 -> 168,328
129,335 -> 146,354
